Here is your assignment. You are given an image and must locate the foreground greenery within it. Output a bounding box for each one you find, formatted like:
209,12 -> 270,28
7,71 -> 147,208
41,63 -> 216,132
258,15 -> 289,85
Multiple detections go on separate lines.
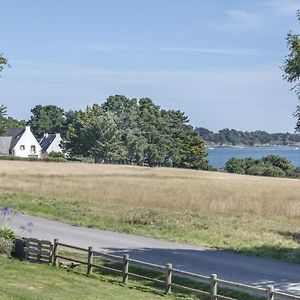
0,257 -> 170,300
0,256 -> 261,300
1,190 -> 300,263
225,154 -> 300,178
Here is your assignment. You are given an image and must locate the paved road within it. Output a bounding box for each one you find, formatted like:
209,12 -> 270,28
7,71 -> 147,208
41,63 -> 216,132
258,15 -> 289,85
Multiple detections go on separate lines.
10,214 -> 300,296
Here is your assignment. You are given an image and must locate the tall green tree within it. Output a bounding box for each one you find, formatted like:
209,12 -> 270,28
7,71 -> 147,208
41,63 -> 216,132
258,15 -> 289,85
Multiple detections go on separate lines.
0,106 -> 25,134
63,95 -> 209,169
102,95 -> 146,164
180,132 -> 209,170
283,10 -> 300,131
64,104 -> 124,163
0,105 -> 7,134
0,53 -> 9,134
0,53 -> 9,74
29,105 -> 65,139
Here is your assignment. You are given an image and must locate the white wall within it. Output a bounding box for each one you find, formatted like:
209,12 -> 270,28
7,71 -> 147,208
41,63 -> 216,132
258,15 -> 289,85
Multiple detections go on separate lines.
46,133 -> 63,153
13,126 -> 42,158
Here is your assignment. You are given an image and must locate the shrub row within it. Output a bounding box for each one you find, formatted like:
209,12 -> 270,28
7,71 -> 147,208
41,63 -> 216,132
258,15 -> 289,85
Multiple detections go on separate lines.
0,155 -> 66,163
225,155 -> 300,178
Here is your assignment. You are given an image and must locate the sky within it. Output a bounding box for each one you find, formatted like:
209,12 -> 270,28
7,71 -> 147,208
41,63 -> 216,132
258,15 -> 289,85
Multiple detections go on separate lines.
0,0 -> 300,133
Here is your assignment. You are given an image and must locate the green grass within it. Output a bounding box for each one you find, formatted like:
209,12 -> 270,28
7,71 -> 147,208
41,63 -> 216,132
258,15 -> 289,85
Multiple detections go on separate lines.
0,256 -> 174,300
0,256 -> 261,300
1,190 -> 300,263
60,250 -> 261,300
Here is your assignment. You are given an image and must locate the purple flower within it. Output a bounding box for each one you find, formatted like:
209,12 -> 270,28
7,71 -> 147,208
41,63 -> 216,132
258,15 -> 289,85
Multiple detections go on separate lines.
0,207 -> 12,217
1,206 -> 31,236
0,207 -> 19,218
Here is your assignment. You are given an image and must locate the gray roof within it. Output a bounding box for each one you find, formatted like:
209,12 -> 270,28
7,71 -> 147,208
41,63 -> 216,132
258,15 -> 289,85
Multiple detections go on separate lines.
40,134 -> 57,151
0,127 -> 25,153
3,127 -> 24,138
0,136 -> 12,155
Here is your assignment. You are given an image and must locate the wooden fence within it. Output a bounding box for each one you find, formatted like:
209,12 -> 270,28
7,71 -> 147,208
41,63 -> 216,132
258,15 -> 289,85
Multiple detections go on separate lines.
24,237 -> 53,264
49,238 -> 300,300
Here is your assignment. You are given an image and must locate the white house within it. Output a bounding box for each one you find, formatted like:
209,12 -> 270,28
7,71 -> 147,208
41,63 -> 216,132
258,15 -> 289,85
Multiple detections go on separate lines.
0,126 -> 42,158
40,133 -> 63,154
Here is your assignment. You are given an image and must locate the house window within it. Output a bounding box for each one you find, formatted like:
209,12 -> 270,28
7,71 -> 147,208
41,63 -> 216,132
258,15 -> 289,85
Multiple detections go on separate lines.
30,145 -> 36,154
20,145 -> 25,150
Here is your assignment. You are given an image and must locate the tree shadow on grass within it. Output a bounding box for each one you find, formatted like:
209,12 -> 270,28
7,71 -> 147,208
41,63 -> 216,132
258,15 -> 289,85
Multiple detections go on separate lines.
92,260 -> 260,300
91,246 -> 300,298
244,230 -> 300,263
240,243 -> 300,264
277,230 -> 300,244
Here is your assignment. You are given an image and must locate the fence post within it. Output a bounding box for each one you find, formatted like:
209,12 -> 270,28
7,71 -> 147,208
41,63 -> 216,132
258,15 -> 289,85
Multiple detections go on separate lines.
165,263 -> 172,294
210,274 -> 217,300
267,285 -> 275,300
25,238 -> 29,260
37,240 -> 42,262
52,238 -> 58,266
49,241 -> 54,264
123,254 -> 129,284
87,246 -> 93,275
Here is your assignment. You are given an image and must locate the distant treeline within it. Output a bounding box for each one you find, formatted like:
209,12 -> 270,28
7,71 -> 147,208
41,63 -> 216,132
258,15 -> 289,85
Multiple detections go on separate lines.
195,127 -> 300,146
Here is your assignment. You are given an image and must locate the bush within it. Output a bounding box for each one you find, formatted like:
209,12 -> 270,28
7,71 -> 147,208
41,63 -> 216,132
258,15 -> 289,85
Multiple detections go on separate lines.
42,157 -> 66,162
225,154 -> 298,179
294,167 -> 300,178
225,157 -> 246,174
0,155 -> 66,163
0,155 -> 38,161
0,214 -> 16,256
48,151 -> 65,159
262,155 -> 293,172
246,165 -> 267,176
0,237 -> 14,256
262,166 -> 286,177
0,228 -> 16,241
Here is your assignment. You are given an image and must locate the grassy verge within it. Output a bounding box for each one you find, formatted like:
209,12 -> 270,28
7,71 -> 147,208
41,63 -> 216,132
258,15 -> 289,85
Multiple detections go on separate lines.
1,190 -> 300,263
62,249 -> 262,300
0,256 -> 165,300
0,255 -> 262,300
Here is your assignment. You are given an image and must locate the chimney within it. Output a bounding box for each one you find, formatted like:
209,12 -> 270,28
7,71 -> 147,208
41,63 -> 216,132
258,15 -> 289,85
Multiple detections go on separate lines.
25,126 -> 31,131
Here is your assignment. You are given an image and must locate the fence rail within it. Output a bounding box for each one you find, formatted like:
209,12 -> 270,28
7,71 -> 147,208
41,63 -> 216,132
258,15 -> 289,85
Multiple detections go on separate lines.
23,237 -> 53,264
29,238 -> 300,300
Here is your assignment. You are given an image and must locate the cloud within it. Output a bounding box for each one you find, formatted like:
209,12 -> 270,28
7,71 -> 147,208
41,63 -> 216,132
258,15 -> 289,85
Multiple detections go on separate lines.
9,59 -> 283,83
86,44 -> 279,57
161,47 -> 281,56
221,10 -> 263,33
86,44 -> 147,52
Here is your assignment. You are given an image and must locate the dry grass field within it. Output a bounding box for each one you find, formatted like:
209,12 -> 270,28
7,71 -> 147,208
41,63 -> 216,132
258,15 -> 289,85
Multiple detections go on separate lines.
1,160 -> 300,215
0,160 -> 300,262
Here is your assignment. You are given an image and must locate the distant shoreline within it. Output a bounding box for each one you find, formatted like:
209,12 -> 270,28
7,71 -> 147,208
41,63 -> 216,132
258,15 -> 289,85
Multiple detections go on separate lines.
205,144 -> 300,149
206,145 -> 300,169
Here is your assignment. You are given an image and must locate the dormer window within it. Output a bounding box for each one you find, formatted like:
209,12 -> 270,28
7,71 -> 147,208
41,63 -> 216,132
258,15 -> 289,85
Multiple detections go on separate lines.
20,145 -> 25,150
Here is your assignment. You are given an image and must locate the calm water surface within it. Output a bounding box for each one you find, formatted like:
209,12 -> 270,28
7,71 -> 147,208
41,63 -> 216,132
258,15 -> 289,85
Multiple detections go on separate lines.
207,146 -> 300,168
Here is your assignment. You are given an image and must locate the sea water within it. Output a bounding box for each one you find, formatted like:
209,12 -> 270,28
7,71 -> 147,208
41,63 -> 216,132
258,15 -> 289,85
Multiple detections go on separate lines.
206,146 -> 300,169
